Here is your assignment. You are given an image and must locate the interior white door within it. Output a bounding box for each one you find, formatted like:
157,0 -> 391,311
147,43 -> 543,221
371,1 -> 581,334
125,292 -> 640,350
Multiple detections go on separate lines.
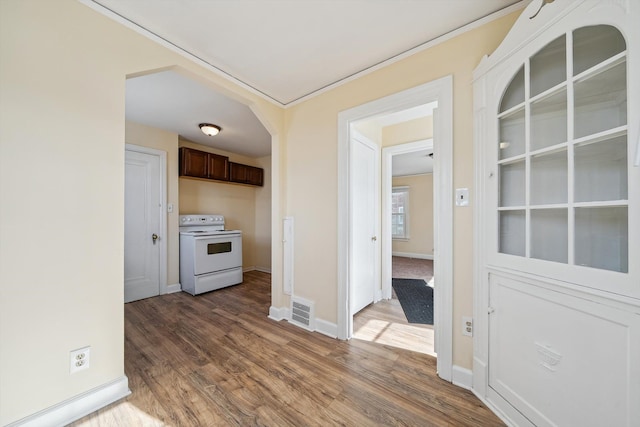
350,133 -> 379,315
124,149 -> 161,303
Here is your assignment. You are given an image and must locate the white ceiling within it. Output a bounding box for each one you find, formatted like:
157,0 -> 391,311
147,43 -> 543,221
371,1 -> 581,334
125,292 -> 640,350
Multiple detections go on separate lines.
89,0 -> 525,158
90,0 -> 523,106
393,149 -> 433,177
126,71 -> 272,157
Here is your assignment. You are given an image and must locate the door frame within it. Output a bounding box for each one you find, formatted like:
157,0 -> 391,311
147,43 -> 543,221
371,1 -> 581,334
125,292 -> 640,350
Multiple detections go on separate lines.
337,76 -> 453,381
125,144 -> 168,295
381,138 -> 433,300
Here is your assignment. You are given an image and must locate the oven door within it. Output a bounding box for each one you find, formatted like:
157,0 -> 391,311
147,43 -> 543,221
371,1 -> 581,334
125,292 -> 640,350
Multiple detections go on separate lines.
193,233 -> 242,275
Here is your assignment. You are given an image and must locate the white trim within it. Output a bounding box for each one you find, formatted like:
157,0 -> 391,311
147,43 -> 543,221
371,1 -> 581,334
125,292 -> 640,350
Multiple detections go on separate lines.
268,306 -> 290,321
471,389 -> 523,427
6,376 -> 130,427
81,0 -> 527,107
392,251 -> 434,260
315,318 -> 338,338
254,266 -> 272,274
124,144 -> 168,296
451,365 -> 473,390
165,283 -> 181,294
338,76 -> 454,382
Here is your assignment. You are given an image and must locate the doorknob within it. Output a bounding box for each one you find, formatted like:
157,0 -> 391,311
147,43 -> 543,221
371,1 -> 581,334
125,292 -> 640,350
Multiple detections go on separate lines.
152,233 -> 159,244
371,236 -> 377,241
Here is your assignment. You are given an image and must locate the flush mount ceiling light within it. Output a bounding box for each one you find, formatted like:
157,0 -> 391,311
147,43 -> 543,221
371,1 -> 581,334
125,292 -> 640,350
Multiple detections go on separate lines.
199,123 -> 221,136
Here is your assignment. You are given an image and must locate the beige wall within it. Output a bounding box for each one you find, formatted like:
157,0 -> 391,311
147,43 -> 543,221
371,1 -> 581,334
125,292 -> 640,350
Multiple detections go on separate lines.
392,174 -> 434,257
125,121 -> 181,285
0,0 -> 283,424
284,11 -> 519,368
382,116 -> 433,147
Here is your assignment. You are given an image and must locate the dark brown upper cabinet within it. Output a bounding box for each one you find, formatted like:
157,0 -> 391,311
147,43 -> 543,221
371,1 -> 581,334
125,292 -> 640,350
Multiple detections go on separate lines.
179,147 -> 263,186
230,162 -> 264,186
180,147 -> 229,181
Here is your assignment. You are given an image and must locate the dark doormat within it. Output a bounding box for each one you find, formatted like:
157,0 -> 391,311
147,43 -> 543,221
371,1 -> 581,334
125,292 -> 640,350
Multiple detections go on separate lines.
392,278 -> 434,325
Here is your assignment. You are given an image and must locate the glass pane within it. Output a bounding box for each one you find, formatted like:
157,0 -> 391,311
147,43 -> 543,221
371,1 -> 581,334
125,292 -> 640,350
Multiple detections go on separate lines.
530,150 -> 567,205
499,210 -> 525,256
500,66 -> 525,112
531,35 -> 566,97
575,207 -> 628,272
574,61 -> 627,138
531,209 -> 568,263
530,89 -> 567,151
574,135 -> 627,202
499,161 -> 525,207
208,242 -> 232,255
574,25 -> 626,76
499,108 -> 525,159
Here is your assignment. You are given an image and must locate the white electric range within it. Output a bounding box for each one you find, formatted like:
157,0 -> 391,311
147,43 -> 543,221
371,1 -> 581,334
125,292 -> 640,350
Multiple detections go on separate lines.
179,214 -> 243,295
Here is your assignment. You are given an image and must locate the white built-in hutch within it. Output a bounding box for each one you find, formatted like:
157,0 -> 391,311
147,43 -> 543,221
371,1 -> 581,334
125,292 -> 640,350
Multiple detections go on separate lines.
473,0 -> 638,426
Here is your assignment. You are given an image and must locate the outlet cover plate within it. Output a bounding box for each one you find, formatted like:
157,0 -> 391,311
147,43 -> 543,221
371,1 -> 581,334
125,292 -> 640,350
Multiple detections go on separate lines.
70,346 -> 90,374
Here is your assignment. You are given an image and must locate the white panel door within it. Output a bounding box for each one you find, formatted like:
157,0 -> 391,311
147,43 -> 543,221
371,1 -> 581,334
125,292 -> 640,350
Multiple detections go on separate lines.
350,133 -> 379,315
125,149 -> 161,303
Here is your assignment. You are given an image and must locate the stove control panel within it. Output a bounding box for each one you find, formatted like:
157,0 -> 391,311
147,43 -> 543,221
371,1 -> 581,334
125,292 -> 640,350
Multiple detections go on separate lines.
179,215 -> 225,227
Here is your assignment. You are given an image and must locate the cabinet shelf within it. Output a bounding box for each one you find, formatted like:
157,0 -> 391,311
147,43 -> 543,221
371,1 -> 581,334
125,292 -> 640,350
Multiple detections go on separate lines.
573,52 -> 626,84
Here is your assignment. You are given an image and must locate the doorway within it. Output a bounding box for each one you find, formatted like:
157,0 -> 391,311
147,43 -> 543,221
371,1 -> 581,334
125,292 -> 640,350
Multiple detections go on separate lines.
337,76 -> 453,381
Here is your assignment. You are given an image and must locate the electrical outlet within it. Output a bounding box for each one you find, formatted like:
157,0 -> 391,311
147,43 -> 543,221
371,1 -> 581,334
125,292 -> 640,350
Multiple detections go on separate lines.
462,317 -> 473,337
70,346 -> 90,374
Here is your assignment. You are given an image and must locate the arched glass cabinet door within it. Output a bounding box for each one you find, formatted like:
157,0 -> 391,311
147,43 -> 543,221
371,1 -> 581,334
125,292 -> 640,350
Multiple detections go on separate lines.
496,25 -> 628,274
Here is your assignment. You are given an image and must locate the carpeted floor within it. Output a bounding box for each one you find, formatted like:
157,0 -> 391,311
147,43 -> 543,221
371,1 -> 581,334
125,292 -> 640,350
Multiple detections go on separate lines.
392,256 -> 434,284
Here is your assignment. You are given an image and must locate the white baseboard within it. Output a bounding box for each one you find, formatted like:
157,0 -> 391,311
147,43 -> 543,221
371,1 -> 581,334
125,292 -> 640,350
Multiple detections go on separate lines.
254,266 -> 272,274
165,283 -> 181,294
243,266 -> 256,272
451,365 -> 473,390
392,251 -> 434,260
471,389 -> 521,427
268,306 -> 290,321
7,376 -> 130,427
315,318 -> 338,338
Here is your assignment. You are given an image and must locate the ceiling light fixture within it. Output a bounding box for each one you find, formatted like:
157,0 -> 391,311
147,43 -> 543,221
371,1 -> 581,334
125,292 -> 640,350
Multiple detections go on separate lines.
199,123 -> 221,136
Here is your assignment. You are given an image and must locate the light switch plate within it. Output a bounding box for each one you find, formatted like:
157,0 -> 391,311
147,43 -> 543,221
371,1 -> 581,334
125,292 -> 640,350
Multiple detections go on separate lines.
456,188 -> 469,206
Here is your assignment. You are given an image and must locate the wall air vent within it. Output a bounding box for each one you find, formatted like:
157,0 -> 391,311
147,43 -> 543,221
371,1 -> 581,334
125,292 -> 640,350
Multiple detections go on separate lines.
290,296 -> 315,331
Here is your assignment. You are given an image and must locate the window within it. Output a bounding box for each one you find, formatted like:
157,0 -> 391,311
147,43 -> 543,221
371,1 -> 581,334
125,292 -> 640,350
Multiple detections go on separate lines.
392,186 -> 409,239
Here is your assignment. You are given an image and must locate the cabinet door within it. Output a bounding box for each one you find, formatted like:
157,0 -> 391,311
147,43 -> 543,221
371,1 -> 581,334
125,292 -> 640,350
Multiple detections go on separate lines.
208,153 -> 229,181
229,162 -> 247,183
246,165 -> 264,186
229,162 -> 263,186
180,147 -> 208,178
491,24 -> 636,295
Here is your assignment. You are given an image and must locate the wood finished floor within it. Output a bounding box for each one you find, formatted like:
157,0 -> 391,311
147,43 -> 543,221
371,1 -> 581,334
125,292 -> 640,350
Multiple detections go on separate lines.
71,271 -> 503,426
353,257 -> 435,356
